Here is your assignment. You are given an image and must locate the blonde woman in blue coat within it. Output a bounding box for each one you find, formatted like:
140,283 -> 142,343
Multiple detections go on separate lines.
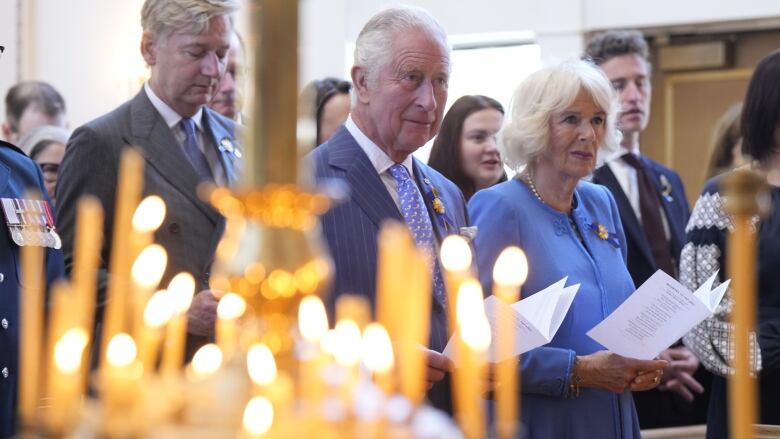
470,60 -> 667,438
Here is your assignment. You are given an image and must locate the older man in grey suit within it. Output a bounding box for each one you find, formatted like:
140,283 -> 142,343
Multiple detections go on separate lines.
56,0 -> 241,358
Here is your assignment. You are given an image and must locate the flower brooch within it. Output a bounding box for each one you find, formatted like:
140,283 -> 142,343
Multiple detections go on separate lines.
587,222 -> 620,248
423,177 -> 452,232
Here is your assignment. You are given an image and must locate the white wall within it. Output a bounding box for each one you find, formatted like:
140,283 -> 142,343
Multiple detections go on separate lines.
3,0 -> 780,129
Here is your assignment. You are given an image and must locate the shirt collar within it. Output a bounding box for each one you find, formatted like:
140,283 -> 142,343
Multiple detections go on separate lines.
344,115 -> 414,177
606,143 -> 642,163
144,82 -> 204,132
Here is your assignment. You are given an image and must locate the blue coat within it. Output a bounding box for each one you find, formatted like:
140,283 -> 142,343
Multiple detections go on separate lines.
470,178 -> 640,439
0,141 -> 64,438
309,126 -> 469,412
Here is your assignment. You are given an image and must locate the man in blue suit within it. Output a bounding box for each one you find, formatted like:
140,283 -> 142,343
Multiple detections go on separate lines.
56,0 -> 242,360
310,6 -> 468,412
586,30 -> 707,428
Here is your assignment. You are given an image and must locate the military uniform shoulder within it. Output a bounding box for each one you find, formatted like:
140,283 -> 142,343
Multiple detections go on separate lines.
0,140 -> 27,157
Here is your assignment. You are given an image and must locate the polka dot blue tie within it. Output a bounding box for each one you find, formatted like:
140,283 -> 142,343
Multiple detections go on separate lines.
389,164 -> 447,307
181,117 -> 214,181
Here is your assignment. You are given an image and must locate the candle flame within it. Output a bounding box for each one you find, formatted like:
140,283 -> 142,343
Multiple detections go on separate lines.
440,235 -> 472,272
107,333 -> 137,367
361,323 -> 394,374
191,343 -> 223,376
333,319 -> 362,367
493,246 -> 528,287
143,290 -> 174,328
298,295 -> 328,342
132,195 -> 166,232
456,279 -> 492,351
167,272 -> 196,314
319,329 -> 338,356
243,396 -> 274,435
54,327 -> 89,374
217,292 -> 247,320
131,244 -> 168,289
247,343 -> 277,386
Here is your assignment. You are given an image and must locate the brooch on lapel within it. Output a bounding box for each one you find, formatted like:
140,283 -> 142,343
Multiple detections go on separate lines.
587,222 -> 621,248
422,177 -> 453,233
659,174 -> 674,203
219,137 -> 242,159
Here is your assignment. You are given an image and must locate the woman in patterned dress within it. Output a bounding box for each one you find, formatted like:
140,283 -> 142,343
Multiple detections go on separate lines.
682,49 -> 780,438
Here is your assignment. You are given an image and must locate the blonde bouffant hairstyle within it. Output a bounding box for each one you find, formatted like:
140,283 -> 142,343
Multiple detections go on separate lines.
501,59 -> 621,171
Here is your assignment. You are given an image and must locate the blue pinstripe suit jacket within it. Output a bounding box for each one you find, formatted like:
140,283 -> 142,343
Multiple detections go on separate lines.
309,126 -> 469,412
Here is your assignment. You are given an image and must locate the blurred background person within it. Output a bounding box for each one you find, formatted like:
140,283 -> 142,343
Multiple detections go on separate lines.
470,59 -> 667,438
706,103 -> 745,179
682,49 -> 780,439
208,31 -> 246,121
427,94 -> 506,201
17,125 -> 70,201
2,81 -> 67,144
300,77 -> 351,150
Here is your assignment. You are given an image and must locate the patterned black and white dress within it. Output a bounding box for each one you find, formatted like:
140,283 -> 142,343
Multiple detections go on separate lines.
681,175 -> 780,437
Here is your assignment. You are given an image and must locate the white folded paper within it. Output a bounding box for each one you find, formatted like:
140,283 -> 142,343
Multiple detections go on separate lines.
587,270 -> 730,360
443,277 -> 580,363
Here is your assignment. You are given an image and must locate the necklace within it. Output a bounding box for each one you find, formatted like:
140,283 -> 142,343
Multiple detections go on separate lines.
526,167 -> 545,204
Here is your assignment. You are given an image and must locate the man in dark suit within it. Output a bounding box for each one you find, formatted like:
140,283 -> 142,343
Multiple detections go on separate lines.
586,30 -> 707,428
309,6 -> 468,412
56,0 -> 241,358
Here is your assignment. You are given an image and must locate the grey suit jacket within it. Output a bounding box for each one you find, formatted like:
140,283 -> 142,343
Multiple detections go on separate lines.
57,89 -> 240,355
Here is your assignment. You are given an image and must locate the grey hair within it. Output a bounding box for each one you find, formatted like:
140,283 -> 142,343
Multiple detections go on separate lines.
501,59 -> 621,171
141,0 -> 240,41
354,5 -> 450,85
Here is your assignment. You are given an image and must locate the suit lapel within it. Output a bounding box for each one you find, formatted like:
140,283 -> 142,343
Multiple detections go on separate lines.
412,160 -> 447,243
594,165 -> 655,266
203,111 -> 239,186
327,128 -> 403,228
128,91 -> 220,224
642,157 -> 685,253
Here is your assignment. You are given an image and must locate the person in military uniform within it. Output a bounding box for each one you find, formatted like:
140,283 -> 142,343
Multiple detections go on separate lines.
0,138 -> 64,438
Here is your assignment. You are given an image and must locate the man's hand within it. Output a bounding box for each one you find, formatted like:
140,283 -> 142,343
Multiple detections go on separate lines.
424,348 -> 454,390
657,346 -> 704,402
186,290 -> 219,337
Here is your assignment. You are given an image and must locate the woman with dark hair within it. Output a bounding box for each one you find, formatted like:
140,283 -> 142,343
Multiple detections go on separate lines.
682,49 -> 780,438
300,77 -> 352,149
428,95 -> 506,201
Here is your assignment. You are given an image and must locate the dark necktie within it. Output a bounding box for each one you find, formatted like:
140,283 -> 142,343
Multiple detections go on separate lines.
180,118 -> 214,181
388,164 -> 447,307
621,153 -> 676,276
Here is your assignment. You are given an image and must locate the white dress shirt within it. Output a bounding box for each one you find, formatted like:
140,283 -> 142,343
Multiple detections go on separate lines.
345,115 -> 414,211
144,82 -> 227,186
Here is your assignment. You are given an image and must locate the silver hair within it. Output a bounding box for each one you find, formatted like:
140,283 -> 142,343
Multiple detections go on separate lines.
501,59 -> 621,171
353,5 -> 450,85
141,0 -> 240,41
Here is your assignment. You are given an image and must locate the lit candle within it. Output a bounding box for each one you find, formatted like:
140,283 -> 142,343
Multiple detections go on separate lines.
71,196 -> 104,348
454,279 -> 491,439
491,246 -> 528,439
297,295 -> 328,410
361,323 -> 395,395
131,195 -> 166,255
397,247 -> 432,405
247,343 -> 278,387
101,149 -> 143,371
216,292 -> 247,361
187,343 -> 223,381
440,235 -> 473,335
103,333 -> 143,438
48,327 -> 89,433
138,290 -> 174,373
376,223 -> 410,342
18,241 -> 44,427
161,273 -> 195,375
130,244 -> 168,343
241,396 -> 274,438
